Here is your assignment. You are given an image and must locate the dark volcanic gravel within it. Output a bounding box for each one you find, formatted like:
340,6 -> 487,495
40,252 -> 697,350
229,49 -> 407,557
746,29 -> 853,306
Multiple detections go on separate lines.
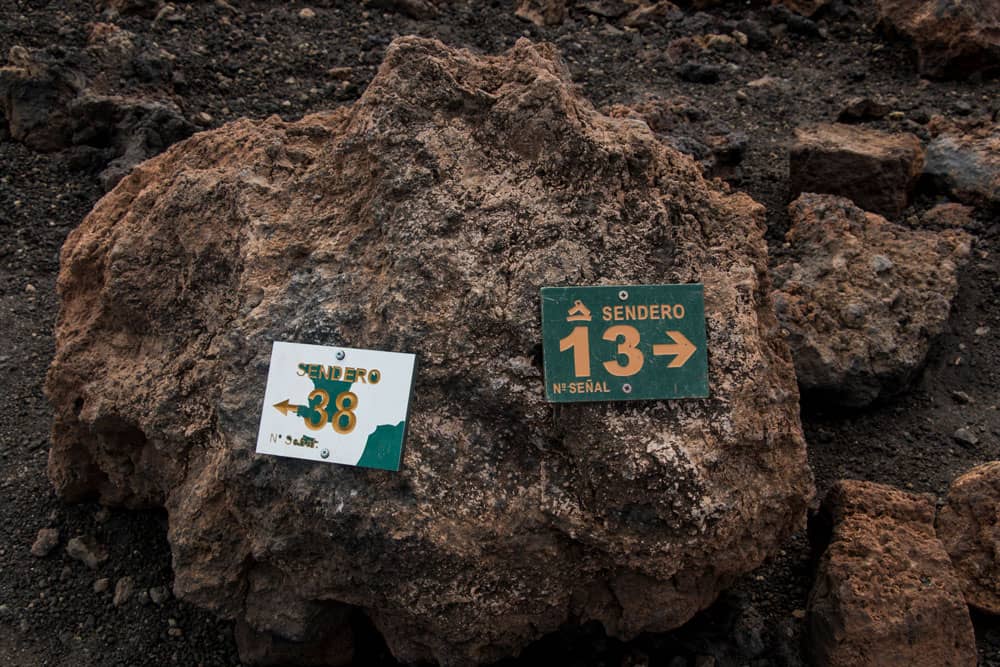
1,1 -> 999,665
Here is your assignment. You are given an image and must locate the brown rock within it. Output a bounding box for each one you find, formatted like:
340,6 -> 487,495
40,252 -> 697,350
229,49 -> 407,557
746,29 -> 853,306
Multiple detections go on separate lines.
807,480 -> 977,667
46,36 -> 812,664
771,194 -> 971,406
30,528 -> 60,557
113,576 -> 136,607
936,461 -> 1000,614
789,123 -> 925,218
515,0 -> 568,25
924,116 -> 1000,210
919,202 -> 976,229
877,0 -> 1000,80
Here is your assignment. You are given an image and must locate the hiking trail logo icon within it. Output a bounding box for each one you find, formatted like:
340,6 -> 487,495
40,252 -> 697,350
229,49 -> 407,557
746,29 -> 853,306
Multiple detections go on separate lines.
566,300 -> 591,322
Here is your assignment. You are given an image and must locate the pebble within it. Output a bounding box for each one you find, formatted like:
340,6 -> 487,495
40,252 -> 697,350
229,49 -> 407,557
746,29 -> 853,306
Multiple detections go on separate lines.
974,326 -> 990,336
327,66 -> 352,80
94,578 -> 111,593
30,528 -> 60,557
870,254 -> 893,273
65,535 -> 108,569
193,112 -> 213,126
950,390 -> 974,405
113,576 -> 135,607
24,283 -> 36,293
149,586 -> 171,605
298,7 -> 315,19
953,427 -> 979,447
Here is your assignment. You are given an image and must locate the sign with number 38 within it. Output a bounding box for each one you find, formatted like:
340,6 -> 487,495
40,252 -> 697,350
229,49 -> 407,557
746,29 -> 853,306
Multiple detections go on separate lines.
255,341 -> 416,471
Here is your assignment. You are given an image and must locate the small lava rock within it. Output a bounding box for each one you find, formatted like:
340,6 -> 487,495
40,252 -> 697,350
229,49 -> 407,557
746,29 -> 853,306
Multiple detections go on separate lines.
65,535 -> 108,569
952,427 -> 979,447
30,528 -> 60,557
113,576 -> 135,607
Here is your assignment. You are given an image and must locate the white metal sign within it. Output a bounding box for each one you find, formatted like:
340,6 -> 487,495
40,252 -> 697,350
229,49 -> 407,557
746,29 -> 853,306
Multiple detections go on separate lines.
255,341 -> 416,471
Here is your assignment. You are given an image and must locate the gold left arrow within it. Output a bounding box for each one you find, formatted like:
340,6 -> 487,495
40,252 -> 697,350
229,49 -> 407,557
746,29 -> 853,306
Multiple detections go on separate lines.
273,399 -> 303,416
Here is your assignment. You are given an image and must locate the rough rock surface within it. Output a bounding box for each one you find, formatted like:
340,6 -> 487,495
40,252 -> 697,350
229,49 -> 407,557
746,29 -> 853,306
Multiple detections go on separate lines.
770,194 -> 971,407
919,202 -> 976,229
605,95 -> 747,180
788,123 -> 924,218
46,36 -> 813,664
924,116 -> 1000,210
806,480 -> 977,667
876,0 -> 1000,80
936,461 -> 1000,615
0,26 -> 194,189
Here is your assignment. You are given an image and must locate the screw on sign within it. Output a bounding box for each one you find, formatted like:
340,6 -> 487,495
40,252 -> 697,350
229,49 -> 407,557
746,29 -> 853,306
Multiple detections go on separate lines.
540,285 -> 710,402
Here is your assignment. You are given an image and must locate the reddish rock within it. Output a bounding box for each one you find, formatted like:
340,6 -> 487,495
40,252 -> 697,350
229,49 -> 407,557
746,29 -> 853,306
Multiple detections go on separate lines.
789,123 -> 925,218
936,461 -> 1000,615
807,480 -> 977,667
770,194 -> 970,407
919,202 -> 976,229
877,0 -> 1000,80
46,37 -> 812,664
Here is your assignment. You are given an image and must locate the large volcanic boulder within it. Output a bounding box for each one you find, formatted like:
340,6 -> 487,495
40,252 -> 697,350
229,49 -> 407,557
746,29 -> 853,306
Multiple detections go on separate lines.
807,480 -> 977,667
46,37 -> 812,664
770,194 -> 971,407
936,461 -> 1000,615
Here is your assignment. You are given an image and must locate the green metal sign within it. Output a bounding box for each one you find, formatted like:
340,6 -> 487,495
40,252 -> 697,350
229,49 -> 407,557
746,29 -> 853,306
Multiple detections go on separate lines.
541,284 -> 709,402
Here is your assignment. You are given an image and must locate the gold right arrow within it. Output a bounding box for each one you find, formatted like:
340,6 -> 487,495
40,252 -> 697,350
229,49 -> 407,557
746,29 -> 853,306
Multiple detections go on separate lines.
652,331 -> 697,368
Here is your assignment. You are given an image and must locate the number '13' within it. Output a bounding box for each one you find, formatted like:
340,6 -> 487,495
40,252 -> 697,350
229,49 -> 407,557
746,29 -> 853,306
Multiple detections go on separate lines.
559,325 -> 645,378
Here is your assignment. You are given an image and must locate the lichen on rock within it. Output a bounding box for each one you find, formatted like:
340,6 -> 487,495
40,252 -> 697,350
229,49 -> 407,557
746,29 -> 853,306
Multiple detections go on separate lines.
46,36 -> 812,664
